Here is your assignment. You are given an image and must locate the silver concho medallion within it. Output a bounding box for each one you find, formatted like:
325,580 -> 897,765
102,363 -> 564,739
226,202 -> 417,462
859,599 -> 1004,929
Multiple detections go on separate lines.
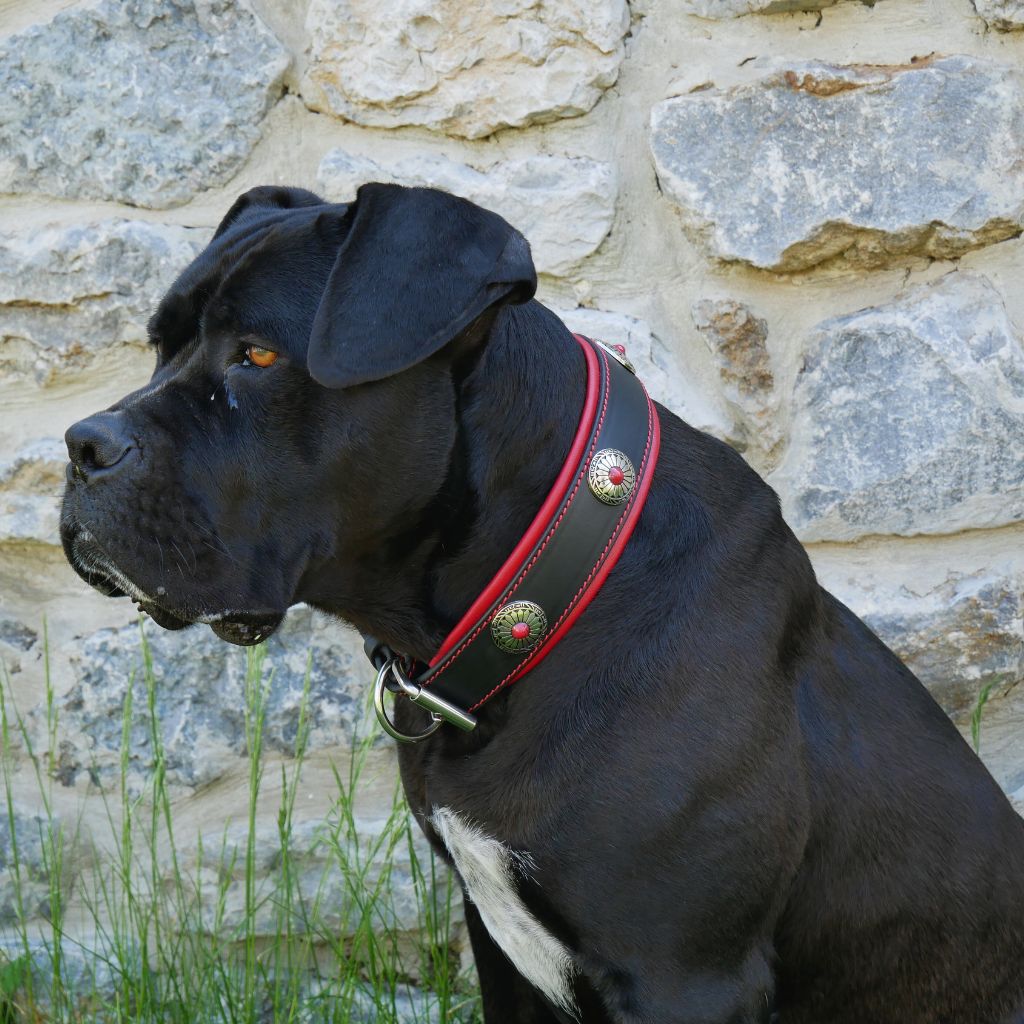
491,600 -> 548,654
588,449 -> 636,505
592,337 -> 636,374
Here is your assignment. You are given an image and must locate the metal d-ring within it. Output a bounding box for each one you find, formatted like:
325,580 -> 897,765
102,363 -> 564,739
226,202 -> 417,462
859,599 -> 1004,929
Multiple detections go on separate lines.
373,657 -> 478,742
373,658 -> 444,744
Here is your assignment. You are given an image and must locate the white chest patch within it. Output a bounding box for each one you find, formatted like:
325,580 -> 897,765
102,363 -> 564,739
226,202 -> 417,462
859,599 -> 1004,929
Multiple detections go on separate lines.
431,807 -> 577,1017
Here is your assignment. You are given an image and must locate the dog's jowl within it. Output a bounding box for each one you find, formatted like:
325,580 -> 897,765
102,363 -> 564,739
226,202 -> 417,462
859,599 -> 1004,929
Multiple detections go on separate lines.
61,183 -> 1024,1024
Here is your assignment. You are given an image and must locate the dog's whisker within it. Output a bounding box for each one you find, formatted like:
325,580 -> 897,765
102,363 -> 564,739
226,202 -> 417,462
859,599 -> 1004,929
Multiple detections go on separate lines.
153,535 -> 166,578
169,540 -> 190,582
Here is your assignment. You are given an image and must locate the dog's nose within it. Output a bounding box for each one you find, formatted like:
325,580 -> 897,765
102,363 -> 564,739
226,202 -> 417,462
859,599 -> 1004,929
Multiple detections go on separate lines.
65,412 -> 134,481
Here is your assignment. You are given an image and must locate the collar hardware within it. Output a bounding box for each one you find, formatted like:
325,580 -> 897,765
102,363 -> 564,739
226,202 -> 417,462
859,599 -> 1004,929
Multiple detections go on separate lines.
490,600 -> 548,653
588,449 -> 636,505
373,654 -> 478,743
366,333 -> 661,742
592,337 -> 636,374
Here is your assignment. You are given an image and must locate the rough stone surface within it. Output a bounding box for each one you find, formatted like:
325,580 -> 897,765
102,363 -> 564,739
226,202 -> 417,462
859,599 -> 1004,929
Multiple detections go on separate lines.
649,56 -> 1024,272
973,0 -> 1024,29
297,981 -> 450,1024
301,0 -> 629,138
0,806 -> 56,925
0,934 -> 452,1023
345,984 -> 448,1024
774,273 -> 1024,541
174,816 -> 442,940
42,607 -> 371,792
0,616 -> 37,653
0,936 -> 125,1013
0,438 -> 65,545
828,567 -> 1024,718
317,150 -> 616,277
692,300 -> 783,472
683,0 -> 877,15
552,306 -> 733,439
0,221 -> 207,387
0,0 -> 288,208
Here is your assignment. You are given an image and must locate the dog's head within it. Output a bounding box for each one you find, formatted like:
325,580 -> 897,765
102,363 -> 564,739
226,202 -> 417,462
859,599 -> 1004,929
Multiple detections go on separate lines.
60,183 -> 536,645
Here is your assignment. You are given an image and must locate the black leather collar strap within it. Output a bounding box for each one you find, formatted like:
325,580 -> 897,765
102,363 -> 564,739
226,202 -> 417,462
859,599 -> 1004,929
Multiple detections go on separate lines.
367,333 -> 661,736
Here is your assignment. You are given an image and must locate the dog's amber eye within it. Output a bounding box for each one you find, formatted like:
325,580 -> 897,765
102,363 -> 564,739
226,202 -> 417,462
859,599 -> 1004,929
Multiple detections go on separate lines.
246,345 -> 278,368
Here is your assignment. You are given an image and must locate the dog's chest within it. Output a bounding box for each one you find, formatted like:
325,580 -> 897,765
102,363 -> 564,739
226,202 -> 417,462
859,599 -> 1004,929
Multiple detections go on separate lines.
431,807 -> 577,1016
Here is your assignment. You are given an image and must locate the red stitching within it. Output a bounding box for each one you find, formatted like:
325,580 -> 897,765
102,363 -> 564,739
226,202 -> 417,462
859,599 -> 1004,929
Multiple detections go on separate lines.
428,337 -> 601,666
468,392 -> 656,711
423,349 -> 613,686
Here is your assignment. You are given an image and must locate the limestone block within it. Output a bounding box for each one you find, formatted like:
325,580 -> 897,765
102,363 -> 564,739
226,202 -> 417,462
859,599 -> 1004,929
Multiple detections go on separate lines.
826,567 -> 1024,719
0,806 -> 56,925
683,0 -> 877,15
973,0 -> 1024,30
0,221 -> 206,387
317,150 -> 616,277
301,0 -> 629,138
552,307 -> 733,439
0,616 -> 37,653
0,438 -> 66,545
0,0 -> 288,208
0,936 -> 138,1012
0,612 -> 37,677
175,817 -> 441,940
43,608 -> 371,792
692,300 -> 782,472
649,56 -> 1024,272
0,932 -> 444,1019
774,273 -> 1024,541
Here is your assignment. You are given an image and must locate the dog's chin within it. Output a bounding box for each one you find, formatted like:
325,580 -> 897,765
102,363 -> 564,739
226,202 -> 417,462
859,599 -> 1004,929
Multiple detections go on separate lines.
208,614 -> 284,647
133,603 -> 282,645
134,599 -> 284,646
129,597 -> 284,646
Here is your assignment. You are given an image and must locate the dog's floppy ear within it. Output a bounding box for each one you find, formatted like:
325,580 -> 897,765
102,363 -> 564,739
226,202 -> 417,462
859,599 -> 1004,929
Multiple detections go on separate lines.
213,186 -> 326,239
307,183 -> 536,389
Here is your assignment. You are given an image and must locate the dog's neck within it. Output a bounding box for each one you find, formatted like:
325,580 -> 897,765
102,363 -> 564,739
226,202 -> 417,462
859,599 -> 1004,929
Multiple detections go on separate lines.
315,301 -> 585,662
432,301 -> 588,620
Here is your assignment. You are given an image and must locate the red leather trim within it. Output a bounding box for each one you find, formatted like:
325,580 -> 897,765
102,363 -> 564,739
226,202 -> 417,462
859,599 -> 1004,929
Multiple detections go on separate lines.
429,335 -> 601,666
467,388 -> 661,711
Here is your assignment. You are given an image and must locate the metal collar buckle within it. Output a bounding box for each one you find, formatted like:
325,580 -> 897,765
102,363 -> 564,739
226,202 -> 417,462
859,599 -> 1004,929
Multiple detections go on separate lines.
373,656 -> 477,744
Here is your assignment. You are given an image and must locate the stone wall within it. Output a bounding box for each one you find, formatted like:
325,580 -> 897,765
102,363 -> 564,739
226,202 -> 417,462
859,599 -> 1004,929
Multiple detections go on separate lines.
1,0 -> 1022,992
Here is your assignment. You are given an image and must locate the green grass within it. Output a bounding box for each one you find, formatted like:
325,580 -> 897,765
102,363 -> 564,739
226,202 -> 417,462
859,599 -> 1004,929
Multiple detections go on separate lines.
970,679 -> 996,754
0,621 -> 480,1024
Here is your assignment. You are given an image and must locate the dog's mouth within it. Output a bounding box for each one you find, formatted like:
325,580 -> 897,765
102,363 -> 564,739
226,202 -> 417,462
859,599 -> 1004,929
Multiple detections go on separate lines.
134,599 -> 192,632
204,612 -> 285,647
137,602 -> 283,646
64,526 -> 283,647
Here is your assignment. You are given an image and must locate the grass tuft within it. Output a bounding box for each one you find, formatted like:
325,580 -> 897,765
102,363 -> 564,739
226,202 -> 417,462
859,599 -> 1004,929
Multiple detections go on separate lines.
970,679 -> 996,754
0,620 -> 479,1023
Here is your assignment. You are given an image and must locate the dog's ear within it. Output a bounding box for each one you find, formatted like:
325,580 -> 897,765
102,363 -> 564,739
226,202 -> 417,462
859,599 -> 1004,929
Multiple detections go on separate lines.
307,183 -> 536,389
213,186 -> 326,239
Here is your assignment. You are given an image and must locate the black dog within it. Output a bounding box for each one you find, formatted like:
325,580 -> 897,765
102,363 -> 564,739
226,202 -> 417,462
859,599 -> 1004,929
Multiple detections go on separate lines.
61,183 -> 1024,1023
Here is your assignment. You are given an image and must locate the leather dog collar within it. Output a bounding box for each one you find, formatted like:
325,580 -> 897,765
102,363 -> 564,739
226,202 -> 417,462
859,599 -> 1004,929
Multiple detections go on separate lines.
367,333 -> 661,741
